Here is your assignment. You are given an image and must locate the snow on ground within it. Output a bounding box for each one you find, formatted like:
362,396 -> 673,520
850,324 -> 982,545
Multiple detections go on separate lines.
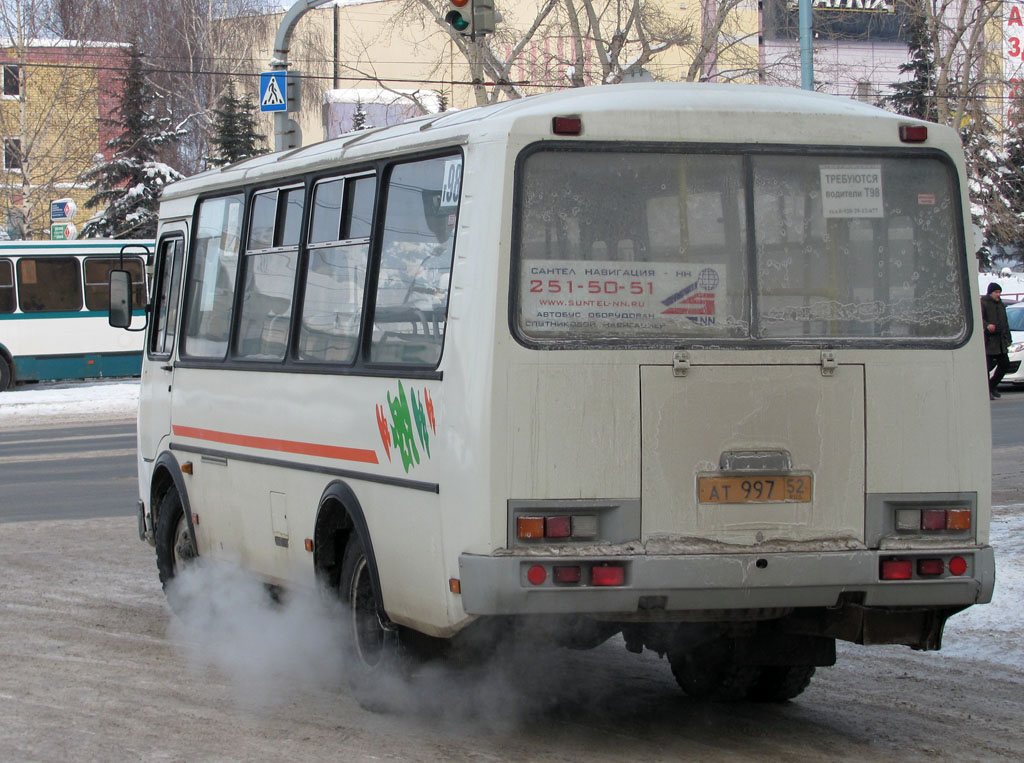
0,379 -> 138,427
0,380 -> 1021,669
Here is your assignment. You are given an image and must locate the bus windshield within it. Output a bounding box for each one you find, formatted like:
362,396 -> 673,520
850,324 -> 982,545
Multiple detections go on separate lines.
515,147 -> 967,345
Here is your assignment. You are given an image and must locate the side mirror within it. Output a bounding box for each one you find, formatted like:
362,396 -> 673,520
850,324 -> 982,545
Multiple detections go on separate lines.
109,269 -> 133,328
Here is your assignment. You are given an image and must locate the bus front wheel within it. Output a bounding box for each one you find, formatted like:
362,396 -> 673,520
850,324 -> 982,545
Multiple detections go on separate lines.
155,486 -> 196,590
0,355 -> 10,391
338,534 -> 403,698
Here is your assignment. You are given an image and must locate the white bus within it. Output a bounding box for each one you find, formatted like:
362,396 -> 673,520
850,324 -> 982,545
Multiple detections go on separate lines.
0,239 -> 150,390
120,83 -> 995,702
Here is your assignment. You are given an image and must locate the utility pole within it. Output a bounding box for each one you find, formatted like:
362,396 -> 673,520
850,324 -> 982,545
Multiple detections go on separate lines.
268,0 -> 335,152
799,0 -> 814,91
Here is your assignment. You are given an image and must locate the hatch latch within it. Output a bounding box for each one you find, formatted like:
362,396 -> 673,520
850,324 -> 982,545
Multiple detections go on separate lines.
673,351 -> 690,377
821,351 -> 837,377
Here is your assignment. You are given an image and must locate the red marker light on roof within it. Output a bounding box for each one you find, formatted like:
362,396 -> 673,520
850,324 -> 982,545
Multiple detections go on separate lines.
899,125 -> 928,143
552,116 -> 582,136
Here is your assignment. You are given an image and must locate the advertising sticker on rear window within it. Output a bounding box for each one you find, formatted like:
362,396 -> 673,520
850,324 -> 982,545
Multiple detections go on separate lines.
819,165 -> 884,218
521,260 -> 726,335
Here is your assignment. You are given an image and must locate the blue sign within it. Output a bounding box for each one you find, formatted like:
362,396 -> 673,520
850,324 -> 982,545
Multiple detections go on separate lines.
259,71 -> 288,113
50,198 -> 77,221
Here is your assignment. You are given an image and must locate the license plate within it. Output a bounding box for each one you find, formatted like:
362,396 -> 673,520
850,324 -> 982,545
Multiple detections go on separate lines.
698,474 -> 812,504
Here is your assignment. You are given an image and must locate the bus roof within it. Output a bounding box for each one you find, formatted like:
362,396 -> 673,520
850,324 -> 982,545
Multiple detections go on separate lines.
162,82 -> 954,202
0,239 -> 152,256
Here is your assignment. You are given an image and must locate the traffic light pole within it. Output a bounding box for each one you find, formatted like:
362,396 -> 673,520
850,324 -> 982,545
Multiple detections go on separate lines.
271,0 -> 335,151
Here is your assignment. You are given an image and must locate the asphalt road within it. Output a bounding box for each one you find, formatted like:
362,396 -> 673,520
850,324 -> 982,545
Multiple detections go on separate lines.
1,387 -> 1023,523
0,421 -> 137,522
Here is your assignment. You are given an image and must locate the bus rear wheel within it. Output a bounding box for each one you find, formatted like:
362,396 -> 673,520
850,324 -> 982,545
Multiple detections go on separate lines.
0,355 -> 10,391
155,486 -> 196,589
745,665 -> 816,702
338,534 -> 403,701
668,641 -> 761,701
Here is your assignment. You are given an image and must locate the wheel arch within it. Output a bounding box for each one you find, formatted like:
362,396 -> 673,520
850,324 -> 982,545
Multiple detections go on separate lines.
151,451 -> 198,557
314,479 -> 390,624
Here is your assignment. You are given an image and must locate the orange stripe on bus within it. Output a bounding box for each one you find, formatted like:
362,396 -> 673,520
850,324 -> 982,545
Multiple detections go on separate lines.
172,425 -> 380,465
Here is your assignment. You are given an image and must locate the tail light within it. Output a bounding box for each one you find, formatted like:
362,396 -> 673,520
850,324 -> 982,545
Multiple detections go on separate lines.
894,507 -> 972,533
881,554 -> 972,580
881,560 -> 913,580
522,561 -> 626,587
948,556 -> 968,576
591,565 -> 625,586
517,513 -> 599,541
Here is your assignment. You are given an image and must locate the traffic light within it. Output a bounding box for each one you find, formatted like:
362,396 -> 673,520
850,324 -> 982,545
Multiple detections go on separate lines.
474,1 -> 497,35
445,0 -> 500,37
445,0 -> 473,34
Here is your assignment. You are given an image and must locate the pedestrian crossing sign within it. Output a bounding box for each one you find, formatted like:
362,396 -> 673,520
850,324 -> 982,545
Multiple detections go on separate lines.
259,71 -> 288,112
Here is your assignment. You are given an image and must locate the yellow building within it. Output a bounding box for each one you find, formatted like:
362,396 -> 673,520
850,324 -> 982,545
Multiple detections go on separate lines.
0,42 -> 128,240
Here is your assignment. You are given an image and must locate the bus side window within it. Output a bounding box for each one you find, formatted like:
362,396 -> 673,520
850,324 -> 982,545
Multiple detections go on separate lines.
0,258 -> 13,312
298,174 -> 375,364
150,237 -> 185,357
84,256 -> 145,311
182,194 -> 243,359
16,257 -> 82,312
236,186 -> 304,361
369,156 -> 460,366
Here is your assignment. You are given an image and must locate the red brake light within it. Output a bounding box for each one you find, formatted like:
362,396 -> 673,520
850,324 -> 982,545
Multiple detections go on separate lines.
917,558 -> 944,576
948,556 -> 968,576
921,510 -> 946,531
545,516 -> 572,538
899,125 -> 928,143
881,560 -> 913,580
527,565 -> 546,585
592,565 -> 625,586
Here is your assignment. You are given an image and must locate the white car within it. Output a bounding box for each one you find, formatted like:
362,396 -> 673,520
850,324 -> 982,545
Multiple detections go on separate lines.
997,303 -> 1024,386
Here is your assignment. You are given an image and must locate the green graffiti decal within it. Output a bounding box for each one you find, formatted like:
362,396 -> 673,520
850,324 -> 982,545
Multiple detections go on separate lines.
411,389 -> 430,458
387,380 -> 420,472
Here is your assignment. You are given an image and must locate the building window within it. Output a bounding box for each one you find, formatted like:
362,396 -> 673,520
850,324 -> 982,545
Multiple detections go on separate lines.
3,137 -> 21,170
2,64 -> 19,98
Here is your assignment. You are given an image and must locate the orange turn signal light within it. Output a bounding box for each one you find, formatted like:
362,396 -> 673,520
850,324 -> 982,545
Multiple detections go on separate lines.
517,516 -> 545,539
946,510 -> 971,530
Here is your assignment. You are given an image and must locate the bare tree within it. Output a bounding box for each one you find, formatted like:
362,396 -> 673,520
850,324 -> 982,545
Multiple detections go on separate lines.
0,0 -> 121,238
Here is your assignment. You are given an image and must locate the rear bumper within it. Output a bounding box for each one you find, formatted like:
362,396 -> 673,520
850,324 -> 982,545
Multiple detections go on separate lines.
458,546 -> 995,616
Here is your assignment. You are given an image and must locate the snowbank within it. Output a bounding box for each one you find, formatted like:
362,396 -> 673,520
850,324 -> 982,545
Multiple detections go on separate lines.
0,380 -> 138,427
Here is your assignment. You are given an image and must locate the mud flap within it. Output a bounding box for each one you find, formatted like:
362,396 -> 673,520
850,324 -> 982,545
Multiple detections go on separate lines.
786,603 -> 966,651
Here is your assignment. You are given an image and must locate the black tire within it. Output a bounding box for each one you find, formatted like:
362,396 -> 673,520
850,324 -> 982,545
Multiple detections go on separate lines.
155,486 -> 195,589
338,533 -> 404,702
0,355 -> 11,391
669,641 -> 762,701
746,665 -> 816,702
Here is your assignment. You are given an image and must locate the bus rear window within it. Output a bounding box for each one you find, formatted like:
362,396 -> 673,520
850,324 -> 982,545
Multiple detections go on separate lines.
514,148 -> 967,346
16,257 -> 82,312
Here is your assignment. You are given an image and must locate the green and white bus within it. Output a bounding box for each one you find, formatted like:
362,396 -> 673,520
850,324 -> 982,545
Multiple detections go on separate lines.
1,239 -> 150,390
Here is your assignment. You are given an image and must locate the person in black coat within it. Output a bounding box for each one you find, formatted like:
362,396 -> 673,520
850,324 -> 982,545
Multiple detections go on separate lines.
981,282 -> 1012,399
